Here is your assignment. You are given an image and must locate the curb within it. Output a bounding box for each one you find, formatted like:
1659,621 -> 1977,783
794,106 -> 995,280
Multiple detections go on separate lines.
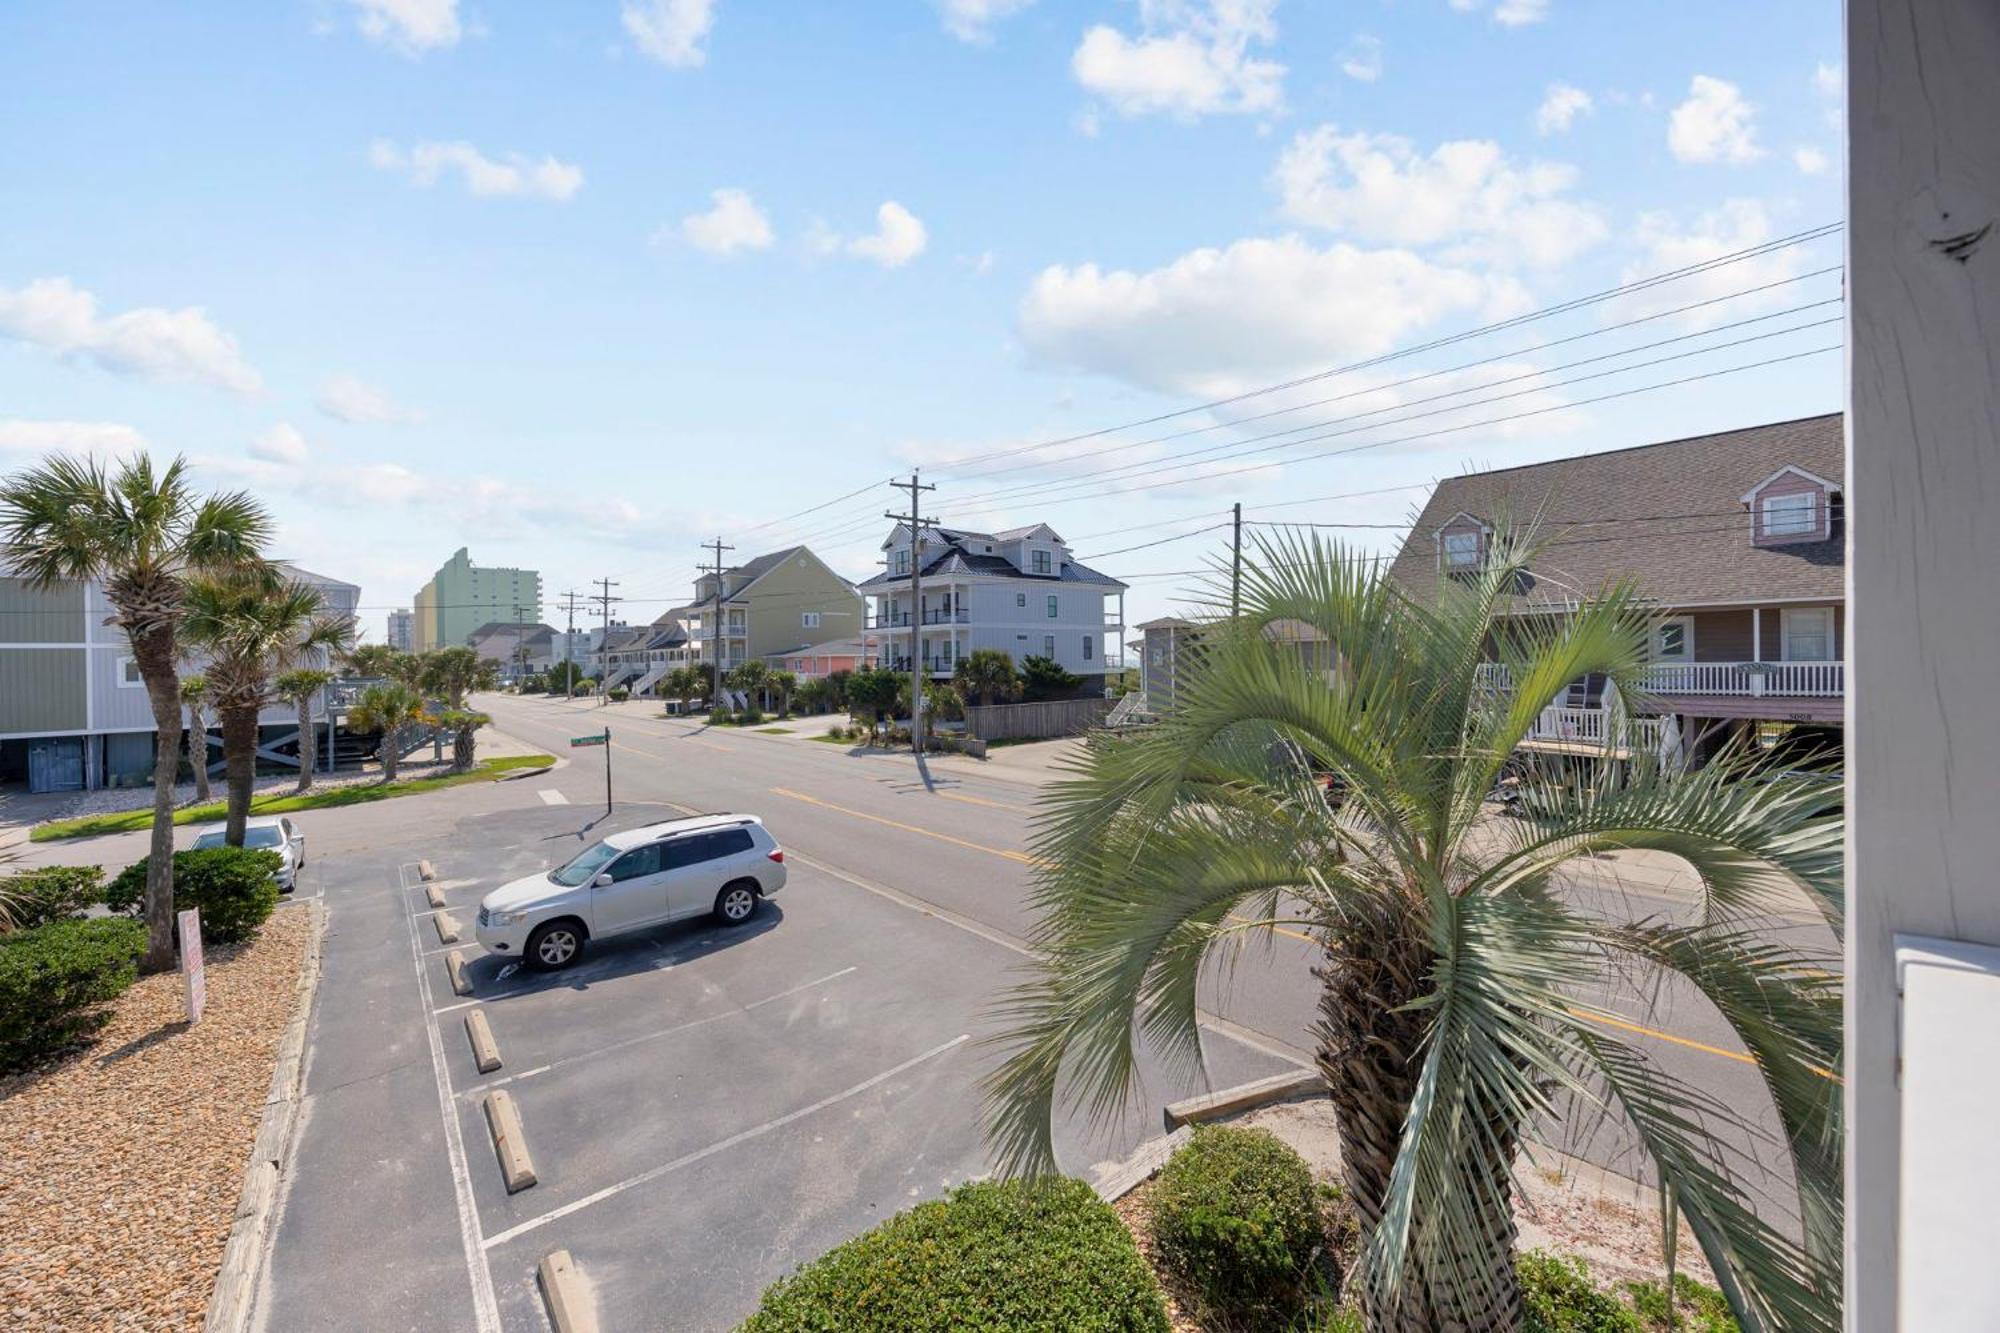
484,1089 -> 538,1192
1092,1125 -> 1193,1203
205,898 -> 327,1333
1163,1068 -> 1326,1130
538,1249 -> 598,1333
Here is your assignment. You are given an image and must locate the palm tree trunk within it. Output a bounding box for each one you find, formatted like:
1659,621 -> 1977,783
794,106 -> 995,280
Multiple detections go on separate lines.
295,697 -> 316,794
189,701 -> 213,803
452,724 -> 475,772
133,632 -> 182,974
381,726 -> 401,782
1313,920 -> 1527,1331
221,704 -> 259,845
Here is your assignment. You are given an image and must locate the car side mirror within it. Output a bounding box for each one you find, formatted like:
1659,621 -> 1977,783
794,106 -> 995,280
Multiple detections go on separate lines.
593,873 -> 614,888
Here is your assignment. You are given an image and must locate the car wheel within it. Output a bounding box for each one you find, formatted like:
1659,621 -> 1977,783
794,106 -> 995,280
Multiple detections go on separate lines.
525,919 -> 585,971
713,880 -> 759,927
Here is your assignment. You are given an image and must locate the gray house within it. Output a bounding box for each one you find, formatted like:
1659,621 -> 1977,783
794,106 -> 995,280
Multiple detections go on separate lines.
0,561 -> 360,793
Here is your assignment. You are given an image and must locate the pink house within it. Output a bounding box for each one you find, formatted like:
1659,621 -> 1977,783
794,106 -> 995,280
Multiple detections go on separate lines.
767,636 -> 877,678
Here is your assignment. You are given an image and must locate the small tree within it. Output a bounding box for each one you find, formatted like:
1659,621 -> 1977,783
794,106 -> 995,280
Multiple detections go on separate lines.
825,669 -> 853,712
955,648 -> 1020,706
421,647 -> 498,769
430,708 -> 490,772
347,682 -> 425,782
180,674 -> 214,803
546,659 -> 585,695
770,668 -> 799,716
728,658 -> 771,710
274,668 -> 334,794
845,666 -> 901,742
1019,655 -> 1082,702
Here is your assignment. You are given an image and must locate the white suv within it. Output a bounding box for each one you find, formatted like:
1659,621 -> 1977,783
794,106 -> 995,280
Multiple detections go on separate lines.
474,815 -> 786,971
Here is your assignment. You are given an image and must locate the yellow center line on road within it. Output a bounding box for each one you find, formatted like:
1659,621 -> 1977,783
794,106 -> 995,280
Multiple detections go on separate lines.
769,787 -> 1036,865
933,789 -> 1031,813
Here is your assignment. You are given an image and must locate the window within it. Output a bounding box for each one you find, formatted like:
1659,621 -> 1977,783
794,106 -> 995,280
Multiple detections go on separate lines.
1046,595 -> 1058,618
801,611 -> 821,629
607,844 -> 664,882
1781,607 -> 1835,662
1083,635 -> 1093,661
1031,549 -> 1052,575
1761,491 -> 1818,538
1016,592 -> 1026,608
892,549 -> 910,575
1043,634 -> 1055,658
1442,530 -> 1480,569
1654,617 -> 1693,661
115,656 -> 144,688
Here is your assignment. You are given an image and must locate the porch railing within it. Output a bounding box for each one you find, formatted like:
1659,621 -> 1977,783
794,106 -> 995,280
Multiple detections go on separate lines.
1475,660 -> 1843,699
1525,706 -> 1662,750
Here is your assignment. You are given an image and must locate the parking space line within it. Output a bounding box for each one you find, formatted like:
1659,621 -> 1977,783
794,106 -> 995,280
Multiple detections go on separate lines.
538,789 -> 570,806
465,967 -> 859,1097
480,1034 -> 972,1251
396,862 -> 502,1332
770,787 -> 1035,864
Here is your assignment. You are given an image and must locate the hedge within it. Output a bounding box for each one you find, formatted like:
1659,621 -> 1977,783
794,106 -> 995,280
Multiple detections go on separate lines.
1520,1252 -> 1643,1333
740,1178 -> 1169,1332
105,847 -> 282,945
0,917 -> 147,1071
1148,1124 -> 1325,1326
1,864 -> 105,931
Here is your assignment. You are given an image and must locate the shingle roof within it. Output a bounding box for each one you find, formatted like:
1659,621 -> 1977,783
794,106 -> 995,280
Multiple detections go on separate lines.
855,547 -> 1126,590
466,621 -> 555,644
1386,413 -> 1844,609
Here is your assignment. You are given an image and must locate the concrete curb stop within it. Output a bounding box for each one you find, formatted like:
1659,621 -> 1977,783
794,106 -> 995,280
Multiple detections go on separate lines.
433,910 -> 461,945
465,1009 -> 503,1073
484,1089 -> 538,1192
418,859 -> 436,881
446,949 -> 472,996
204,899 -> 327,1333
425,883 -> 447,909
1091,1126 -> 1193,1203
538,1249 -> 597,1333
1162,1068 -> 1326,1131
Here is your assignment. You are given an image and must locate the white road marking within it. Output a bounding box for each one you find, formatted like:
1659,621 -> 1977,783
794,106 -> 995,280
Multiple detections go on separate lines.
537,788 -> 569,806
480,1033 -> 972,1251
397,862 -> 502,1332
464,967 -> 859,1097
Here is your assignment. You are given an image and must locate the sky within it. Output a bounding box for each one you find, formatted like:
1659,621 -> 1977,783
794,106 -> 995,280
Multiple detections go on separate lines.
0,0 -> 1846,648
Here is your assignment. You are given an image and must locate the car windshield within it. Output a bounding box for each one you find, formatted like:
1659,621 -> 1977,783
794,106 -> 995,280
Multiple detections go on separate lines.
194,827 -> 283,850
549,840 -> 622,887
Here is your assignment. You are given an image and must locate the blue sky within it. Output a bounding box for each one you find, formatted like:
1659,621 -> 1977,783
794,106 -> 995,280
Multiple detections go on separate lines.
0,0 -> 1845,641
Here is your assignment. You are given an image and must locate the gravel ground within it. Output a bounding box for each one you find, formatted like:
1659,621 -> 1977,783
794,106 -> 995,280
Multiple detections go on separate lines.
0,904 -> 314,1330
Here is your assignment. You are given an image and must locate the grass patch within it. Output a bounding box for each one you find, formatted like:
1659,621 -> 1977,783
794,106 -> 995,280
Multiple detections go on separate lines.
30,755 -> 557,842
755,726 -> 791,735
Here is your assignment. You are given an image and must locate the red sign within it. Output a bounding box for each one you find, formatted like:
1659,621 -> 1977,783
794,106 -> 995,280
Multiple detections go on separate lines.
179,908 -> 205,1025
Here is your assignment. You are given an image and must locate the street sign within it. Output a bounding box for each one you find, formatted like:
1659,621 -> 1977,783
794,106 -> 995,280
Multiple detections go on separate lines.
179,908 -> 205,1025
570,733 -> 608,747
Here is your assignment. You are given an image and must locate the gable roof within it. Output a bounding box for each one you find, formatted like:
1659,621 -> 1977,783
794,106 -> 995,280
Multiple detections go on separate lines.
855,546 -> 1126,591
1387,413 -> 1844,609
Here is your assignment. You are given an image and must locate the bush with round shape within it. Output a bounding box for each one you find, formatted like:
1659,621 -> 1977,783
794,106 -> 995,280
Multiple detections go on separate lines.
1,864 -> 105,932
0,917 -> 146,1071
1519,1251 -> 1641,1332
738,705 -> 766,725
105,847 -> 282,945
741,1177 -> 1168,1332
1147,1124 -> 1325,1325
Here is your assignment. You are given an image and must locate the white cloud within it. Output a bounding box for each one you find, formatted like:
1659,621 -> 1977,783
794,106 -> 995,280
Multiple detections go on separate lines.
847,201 -> 929,267
315,373 -> 424,424
1072,0 -> 1285,121
935,0 -> 1034,43
622,0 -> 715,68
1018,235 -> 1529,397
1617,199 -> 1802,327
678,188 -> 775,255
1536,82 -> 1592,135
1793,145 -> 1830,177
347,0 -> 460,55
249,423 -> 311,466
1667,74 -> 1763,165
347,461 -> 428,507
1272,127 -> 1607,269
0,419 -> 149,462
1452,0 -> 1550,26
368,139 -> 584,201
1339,34 -> 1383,83
0,276 -> 261,394
1812,62 -> 1842,99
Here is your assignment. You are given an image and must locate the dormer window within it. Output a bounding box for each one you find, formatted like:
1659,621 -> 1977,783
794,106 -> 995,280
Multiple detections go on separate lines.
1442,531 -> 1480,570
1743,465 -> 1838,545
892,549 -> 910,575
1760,491 -> 1817,538
1031,549 -> 1052,575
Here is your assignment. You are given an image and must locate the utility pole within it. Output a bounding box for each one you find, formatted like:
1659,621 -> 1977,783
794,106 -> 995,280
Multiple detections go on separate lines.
556,589 -> 585,700
1231,501 -> 1243,619
594,577 -> 621,707
511,601 -> 525,687
886,473 -> 937,755
700,538 -> 734,716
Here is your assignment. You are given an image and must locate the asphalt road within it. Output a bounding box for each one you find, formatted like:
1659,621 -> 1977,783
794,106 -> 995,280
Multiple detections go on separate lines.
10,692 -> 1833,1331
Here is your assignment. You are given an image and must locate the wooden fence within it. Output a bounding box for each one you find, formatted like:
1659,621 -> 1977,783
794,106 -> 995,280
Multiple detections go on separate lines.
964,697 -> 1111,741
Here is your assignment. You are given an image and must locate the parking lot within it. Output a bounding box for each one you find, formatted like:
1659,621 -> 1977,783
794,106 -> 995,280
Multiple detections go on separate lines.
256,777 -> 1300,1332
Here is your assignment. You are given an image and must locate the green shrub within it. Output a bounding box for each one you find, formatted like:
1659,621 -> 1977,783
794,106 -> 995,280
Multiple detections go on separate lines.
105,847 -> 282,944
1148,1125 -> 1324,1325
0,917 -> 147,1071
1623,1273 -> 1739,1332
608,686 -> 630,702
708,707 -> 735,725
741,1177 -> 1168,1332
1,864 -> 105,931
1520,1252 -> 1641,1333
738,705 -> 766,725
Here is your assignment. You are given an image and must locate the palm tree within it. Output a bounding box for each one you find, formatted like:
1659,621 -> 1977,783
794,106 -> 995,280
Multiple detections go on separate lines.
183,567 -> 353,844
728,658 -> 771,711
180,673 -> 215,803
344,642 -> 402,679
770,668 -> 799,717
984,530 -> 1843,1332
955,647 -> 1020,706
420,646 -> 498,770
274,668 -> 335,794
0,455 -> 270,971
347,682 -> 425,782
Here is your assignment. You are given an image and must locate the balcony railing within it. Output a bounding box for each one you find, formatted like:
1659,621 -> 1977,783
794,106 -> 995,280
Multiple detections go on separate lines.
878,609 -> 970,627
1476,660 -> 1843,699
1525,706 -> 1663,750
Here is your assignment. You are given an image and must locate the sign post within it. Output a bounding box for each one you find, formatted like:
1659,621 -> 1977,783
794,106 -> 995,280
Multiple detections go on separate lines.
179,907 -> 205,1025
571,729 -> 611,815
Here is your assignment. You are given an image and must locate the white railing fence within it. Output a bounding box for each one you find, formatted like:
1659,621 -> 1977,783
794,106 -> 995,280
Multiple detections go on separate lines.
1478,660 -> 1843,699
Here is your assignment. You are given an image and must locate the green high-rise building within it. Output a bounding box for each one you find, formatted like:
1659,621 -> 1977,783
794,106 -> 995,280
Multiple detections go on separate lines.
412,548 -> 542,651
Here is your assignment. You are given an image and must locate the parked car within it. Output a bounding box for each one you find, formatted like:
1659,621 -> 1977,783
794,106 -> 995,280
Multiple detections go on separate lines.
475,814 -> 786,970
189,815 -> 307,892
